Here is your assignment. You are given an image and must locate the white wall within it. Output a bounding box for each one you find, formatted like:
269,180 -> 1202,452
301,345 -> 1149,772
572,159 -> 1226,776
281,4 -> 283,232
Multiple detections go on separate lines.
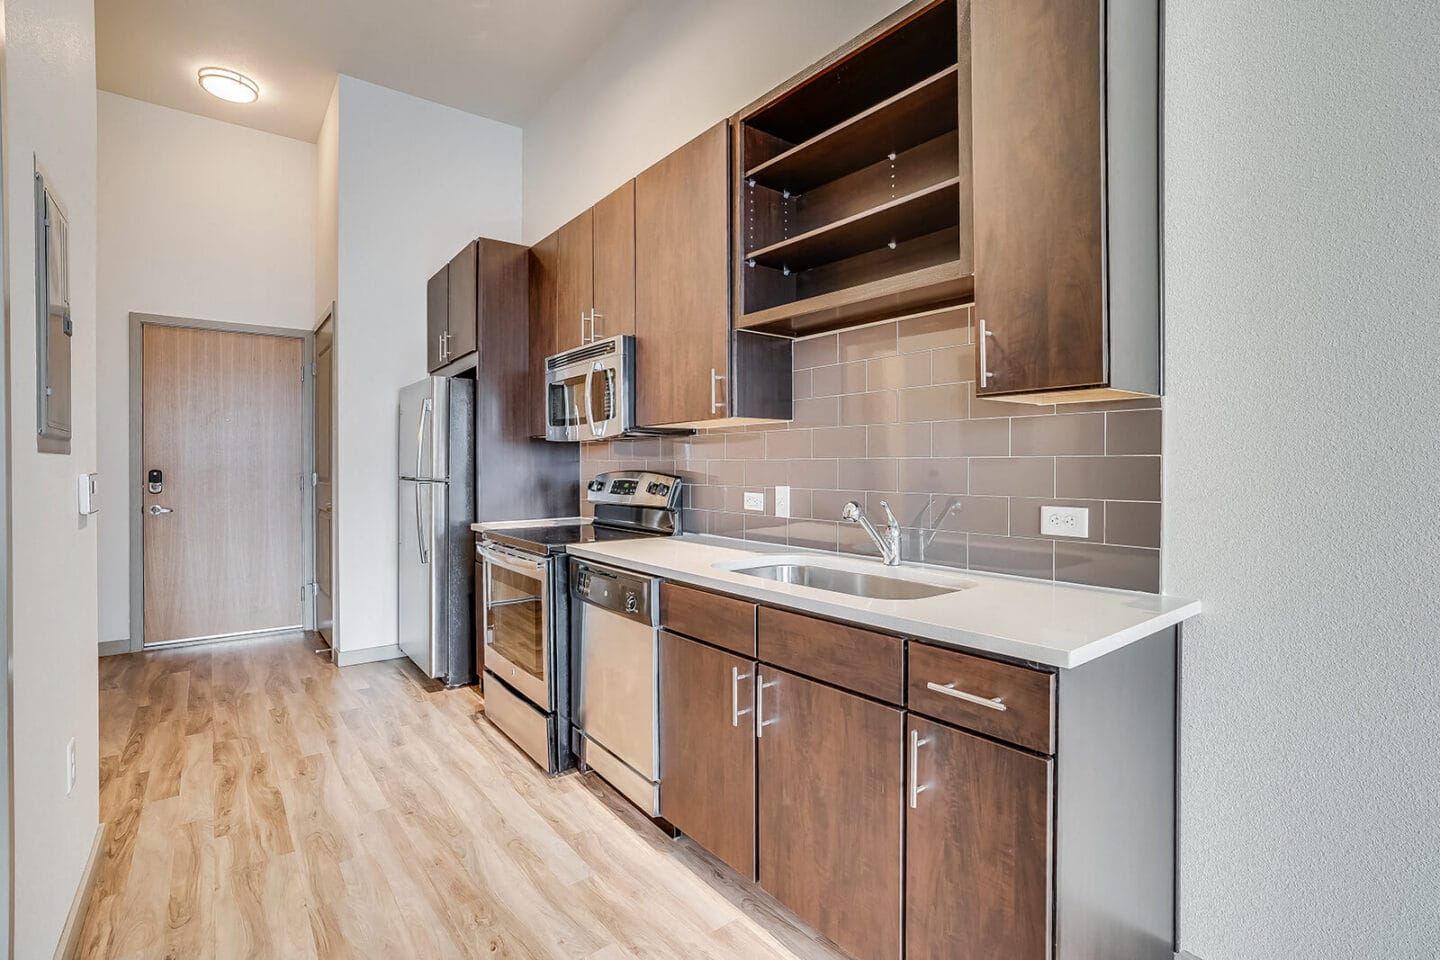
4,0 -> 101,953
1165,2 -> 1440,958
315,82 -> 339,320
332,76 -> 521,655
95,92 -> 316,646
522,0 -> 907,242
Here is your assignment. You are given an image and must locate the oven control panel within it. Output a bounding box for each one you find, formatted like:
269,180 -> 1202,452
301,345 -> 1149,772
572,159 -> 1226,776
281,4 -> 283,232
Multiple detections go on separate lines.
585,470 -> 681,510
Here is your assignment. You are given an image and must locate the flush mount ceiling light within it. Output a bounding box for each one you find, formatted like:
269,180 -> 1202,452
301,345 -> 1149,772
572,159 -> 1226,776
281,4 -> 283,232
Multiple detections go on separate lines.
197,67 -> 259,104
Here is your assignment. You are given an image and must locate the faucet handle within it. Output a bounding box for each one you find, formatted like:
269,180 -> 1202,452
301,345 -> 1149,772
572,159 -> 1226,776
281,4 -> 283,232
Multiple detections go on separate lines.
840,500 -> 864,523
877,499 -> 899,529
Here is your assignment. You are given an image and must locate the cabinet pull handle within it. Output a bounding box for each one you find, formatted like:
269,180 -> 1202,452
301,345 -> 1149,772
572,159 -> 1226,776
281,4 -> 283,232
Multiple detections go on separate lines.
755,671 -> 782,737
978,318 -> 995,385
580,310 -> 590,345
926,681 -> 1007,712
730,666 -> 753,727
710,368 -> 725,415
908,729 -> 930,809
438,330 -> 447,361
590,309 -> 603,342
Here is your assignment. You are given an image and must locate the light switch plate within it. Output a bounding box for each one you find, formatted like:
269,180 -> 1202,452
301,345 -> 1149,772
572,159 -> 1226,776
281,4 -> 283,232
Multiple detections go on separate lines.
1040,505 -> 1089,538
774,485 -> 791,518
743,491 -> 765,512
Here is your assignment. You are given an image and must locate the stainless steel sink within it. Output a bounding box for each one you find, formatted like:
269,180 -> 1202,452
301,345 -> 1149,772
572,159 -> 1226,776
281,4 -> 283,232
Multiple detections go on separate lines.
731,562 -> 962,600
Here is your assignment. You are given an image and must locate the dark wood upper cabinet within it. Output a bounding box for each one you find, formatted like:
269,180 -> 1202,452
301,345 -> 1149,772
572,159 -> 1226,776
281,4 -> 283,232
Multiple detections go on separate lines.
733,0 -> 973,337
971,0 -> 1160,402
527,232 -> 560,437
555,209 -> 594,355
757,667 -> 904,960
659,630 -> 757,880
906,715 -> 1053,960
635,122 -> 791,428
426,265 -> 448,372
591,180 -> 636,341
635,122 -> 733,428
446,241 -> 478,361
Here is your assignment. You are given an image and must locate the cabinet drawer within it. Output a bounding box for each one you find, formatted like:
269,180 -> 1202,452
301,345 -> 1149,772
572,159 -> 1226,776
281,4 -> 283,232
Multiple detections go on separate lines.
660,582 -> 755,656
908,642 -> 1055,754
757,607 -> 903,704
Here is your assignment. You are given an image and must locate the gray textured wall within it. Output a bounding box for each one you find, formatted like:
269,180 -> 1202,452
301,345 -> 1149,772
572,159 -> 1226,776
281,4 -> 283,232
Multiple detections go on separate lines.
1164,1 -> 1440,957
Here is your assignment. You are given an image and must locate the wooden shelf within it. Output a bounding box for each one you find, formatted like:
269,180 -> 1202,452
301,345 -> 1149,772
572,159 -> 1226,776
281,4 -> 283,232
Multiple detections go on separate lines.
738,260 -> 973,336
746,66 -> 960,194
744,177 -> 961,273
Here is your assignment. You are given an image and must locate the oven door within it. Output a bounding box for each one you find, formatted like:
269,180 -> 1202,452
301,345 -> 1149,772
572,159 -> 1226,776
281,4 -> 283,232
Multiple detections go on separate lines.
479,543 -> 552,710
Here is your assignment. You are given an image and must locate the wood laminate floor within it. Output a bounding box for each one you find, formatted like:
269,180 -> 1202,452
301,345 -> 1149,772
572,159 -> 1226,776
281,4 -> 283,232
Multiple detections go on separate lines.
80,633 -> 850,960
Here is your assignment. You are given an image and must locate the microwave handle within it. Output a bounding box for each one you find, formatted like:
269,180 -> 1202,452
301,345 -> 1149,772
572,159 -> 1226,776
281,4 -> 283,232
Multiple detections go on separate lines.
584,362 -> 602,439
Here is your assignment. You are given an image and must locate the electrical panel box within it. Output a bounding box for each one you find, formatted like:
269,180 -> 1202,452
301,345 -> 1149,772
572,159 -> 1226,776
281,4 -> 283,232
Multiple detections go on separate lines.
36,167 -> 71,455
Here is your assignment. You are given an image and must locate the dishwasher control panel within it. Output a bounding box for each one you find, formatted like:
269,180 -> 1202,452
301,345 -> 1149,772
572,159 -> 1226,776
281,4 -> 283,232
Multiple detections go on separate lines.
571,559 -> 655,624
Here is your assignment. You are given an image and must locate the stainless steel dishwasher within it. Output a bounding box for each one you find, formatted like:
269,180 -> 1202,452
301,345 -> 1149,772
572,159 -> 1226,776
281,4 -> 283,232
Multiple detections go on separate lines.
570,558 -> 661,814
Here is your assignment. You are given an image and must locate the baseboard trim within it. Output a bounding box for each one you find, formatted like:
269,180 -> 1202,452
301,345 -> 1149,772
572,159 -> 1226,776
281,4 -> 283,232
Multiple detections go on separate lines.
97,639 -> 130,657
54,822 -> 106,959
335,644 -> 406,667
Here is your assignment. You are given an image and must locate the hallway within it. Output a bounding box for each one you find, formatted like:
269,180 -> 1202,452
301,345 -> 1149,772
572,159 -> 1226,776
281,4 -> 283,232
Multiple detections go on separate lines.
81,635 -> 847,959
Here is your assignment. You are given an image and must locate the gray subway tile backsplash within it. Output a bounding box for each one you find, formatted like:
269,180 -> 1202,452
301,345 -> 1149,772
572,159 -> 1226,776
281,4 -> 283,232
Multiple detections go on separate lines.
580,307 -> 1164,593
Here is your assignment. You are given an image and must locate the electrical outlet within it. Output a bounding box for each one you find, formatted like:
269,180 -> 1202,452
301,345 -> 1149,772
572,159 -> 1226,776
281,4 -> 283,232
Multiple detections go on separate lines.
743,491 -> 765,512
66,737 -> 76,797
774,485 -> 791,519
1040,505 -> 1089,538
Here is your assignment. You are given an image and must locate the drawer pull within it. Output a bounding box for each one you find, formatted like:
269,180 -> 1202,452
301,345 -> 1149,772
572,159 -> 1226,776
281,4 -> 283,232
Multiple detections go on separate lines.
926,681 -> 1007,712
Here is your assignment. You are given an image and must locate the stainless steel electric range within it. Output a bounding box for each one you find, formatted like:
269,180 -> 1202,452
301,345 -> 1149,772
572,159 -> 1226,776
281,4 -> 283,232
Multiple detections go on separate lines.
475,470 -> 681,780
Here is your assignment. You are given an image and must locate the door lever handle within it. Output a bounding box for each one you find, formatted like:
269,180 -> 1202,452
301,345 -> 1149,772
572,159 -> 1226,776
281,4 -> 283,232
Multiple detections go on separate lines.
147,504 -> 173,516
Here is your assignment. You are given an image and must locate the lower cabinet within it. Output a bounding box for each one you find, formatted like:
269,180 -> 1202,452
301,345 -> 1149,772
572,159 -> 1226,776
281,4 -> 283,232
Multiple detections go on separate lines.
906,715 -> 1053,960
757,667 -> 904,960
658,630 -> 757,879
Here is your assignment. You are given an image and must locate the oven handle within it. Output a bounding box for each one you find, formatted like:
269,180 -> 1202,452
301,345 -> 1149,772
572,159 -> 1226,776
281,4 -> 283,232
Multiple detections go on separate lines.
477,542 -> 547,577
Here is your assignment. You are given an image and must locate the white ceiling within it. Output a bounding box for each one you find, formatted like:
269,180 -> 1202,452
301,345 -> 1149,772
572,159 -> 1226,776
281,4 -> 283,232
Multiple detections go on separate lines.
96,0 -> 644,142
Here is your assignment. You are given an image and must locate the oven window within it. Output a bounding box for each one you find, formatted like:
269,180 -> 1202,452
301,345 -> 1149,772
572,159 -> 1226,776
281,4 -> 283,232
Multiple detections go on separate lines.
486,563 -> 546,687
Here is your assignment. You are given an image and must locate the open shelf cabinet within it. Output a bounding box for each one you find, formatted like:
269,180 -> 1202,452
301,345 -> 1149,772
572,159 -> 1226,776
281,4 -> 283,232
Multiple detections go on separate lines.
733,0 -> 973,337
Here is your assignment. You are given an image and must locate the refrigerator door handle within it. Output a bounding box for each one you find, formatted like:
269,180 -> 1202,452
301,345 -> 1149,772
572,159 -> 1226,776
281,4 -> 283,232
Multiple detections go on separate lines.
415,397 -> 432,479
415,483 -> 429,565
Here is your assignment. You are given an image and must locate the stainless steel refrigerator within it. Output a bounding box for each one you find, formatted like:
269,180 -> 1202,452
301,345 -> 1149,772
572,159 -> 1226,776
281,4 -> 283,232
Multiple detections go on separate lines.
398,376 -> 475,685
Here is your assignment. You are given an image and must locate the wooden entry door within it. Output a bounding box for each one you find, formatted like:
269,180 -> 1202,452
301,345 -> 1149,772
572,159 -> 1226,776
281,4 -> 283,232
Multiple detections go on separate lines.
141,324 -> 304,645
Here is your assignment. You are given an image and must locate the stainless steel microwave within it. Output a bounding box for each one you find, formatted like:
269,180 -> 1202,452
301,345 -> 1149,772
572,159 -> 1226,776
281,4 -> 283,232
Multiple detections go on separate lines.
545,335 -> 635,442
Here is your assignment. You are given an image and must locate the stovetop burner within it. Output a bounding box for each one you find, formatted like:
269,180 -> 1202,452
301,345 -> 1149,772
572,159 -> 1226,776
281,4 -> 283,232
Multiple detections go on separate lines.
479,470 -> 682,557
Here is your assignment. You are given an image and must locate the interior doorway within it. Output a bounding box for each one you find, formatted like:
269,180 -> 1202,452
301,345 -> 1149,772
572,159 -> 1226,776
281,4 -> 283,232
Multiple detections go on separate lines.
128,315 -> 315,649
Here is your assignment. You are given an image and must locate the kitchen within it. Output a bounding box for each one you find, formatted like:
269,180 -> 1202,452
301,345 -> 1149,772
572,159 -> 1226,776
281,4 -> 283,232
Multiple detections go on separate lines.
405,1 -> 1186,958
47,0 -> 1433,958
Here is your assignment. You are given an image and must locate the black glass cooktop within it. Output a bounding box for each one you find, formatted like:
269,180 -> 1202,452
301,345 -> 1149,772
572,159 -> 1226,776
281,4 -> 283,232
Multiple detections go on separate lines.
483,521 -> 653,556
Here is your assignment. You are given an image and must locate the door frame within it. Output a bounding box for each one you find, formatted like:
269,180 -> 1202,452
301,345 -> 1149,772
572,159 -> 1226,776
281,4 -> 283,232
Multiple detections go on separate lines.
126,312 -> 317,653
312,304 -> 335,653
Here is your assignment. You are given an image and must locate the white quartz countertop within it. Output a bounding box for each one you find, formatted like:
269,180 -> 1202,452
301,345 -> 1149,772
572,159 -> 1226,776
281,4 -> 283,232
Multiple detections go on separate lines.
565,535 -> 1200,669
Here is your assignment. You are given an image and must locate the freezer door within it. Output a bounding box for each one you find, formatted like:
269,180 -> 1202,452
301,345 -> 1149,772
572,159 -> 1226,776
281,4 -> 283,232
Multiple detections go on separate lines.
398,377 -> 449,481
398,479 -> 445,677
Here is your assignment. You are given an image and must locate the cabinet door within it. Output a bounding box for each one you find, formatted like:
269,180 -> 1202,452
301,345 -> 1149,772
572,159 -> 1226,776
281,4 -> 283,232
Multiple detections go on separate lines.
635,122 -> 731,427
757,667 -> 903,960
556,208 -> 594,354
527,233 -> 560,437
446,241 -> 478,360
659,630 -> 756,879
906,715 -> 1053,960
592,180 -> 636,341
426,265 -> 448,372
971,0 -> 1104,395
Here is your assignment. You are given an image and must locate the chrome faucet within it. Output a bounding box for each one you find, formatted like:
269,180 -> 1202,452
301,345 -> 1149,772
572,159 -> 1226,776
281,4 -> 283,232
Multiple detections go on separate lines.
840,500 -> 902,566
